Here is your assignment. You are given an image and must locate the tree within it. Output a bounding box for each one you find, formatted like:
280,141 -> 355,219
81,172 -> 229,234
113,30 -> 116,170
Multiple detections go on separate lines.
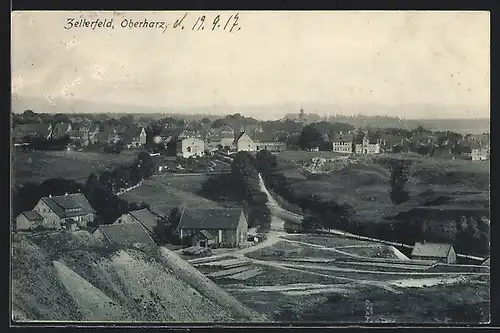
298,124 -> 325,150
201,117 -> 211,125
388,159 -> 413,205
254,150 -> 278,176
22,109 -> 36,118
135,151 -> 154,179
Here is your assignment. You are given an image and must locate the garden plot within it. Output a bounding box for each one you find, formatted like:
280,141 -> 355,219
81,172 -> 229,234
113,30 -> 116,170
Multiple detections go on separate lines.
194,258 -> 252,269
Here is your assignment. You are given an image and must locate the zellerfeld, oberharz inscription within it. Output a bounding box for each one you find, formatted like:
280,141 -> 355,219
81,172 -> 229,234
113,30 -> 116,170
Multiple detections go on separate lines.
63,13 -> 242,34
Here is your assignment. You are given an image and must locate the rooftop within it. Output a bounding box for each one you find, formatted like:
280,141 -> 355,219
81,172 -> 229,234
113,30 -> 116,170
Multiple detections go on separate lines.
96,223 -> 156,247
21,210 -> 44,221
178,208 -> 244,230
411,242 -> 453,258
41,193 -> 95,218
128,208 -> 160,234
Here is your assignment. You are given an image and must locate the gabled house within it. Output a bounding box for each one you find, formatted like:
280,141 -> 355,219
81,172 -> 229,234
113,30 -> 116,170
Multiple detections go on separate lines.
331,132 -> 354,154
50,122 -> 73,139
122,127 -> 147,149
254,132 -> 287,152
93,223 -> 157,247
176,137 -> 205,158
113,208 -> 161,236
411,242 -> 457,264
15,210 -> 45,231
33,193 -> 95,230
177,208 -> 248,248
234,132 -> 257,152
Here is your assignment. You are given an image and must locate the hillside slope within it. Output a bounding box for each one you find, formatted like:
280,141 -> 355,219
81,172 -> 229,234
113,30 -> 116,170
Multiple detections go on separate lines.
11,231 -> 266,322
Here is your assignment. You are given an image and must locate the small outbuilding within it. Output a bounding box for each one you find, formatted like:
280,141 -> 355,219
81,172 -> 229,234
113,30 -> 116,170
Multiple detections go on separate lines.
411,242 -> 457,264
15,210 -> 45,231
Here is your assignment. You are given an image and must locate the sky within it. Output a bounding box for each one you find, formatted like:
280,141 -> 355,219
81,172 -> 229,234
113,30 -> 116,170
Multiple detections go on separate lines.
11,11 -> 490,118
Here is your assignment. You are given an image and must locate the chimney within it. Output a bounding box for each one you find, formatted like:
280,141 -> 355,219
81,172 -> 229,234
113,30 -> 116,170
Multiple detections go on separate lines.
49,194 -> 52,198
65,193 -> 68,196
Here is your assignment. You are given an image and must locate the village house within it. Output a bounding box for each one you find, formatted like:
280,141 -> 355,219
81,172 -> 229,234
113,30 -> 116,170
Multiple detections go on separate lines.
411,242 -> 457,264
50,122 -> 73,139
14,210 -> 45,231
122,127 -> 147,149
176,137 -> 205,158
234,132 -> 257,152
33,193 -> 95,230
355,133 -> 381,155
471,148 -> 489,161
93,223 -> 157,247
113,208 -> 161,237
177,208 -> 248,248
12,123 -> 52,142
254,132 -> 287,152
68,129 -> 90,146
331,132 -> 354,154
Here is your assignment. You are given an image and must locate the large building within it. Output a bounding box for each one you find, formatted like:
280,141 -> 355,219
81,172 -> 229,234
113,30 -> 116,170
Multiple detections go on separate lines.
177,208 -> 248,248
355,133 -> 381,155
471,148 -> 489,161
122,127 -> 147,149
411,242 -> 457,264
332,132 -> 354,154
33,193 -> 95,230
175,137 -> 205,158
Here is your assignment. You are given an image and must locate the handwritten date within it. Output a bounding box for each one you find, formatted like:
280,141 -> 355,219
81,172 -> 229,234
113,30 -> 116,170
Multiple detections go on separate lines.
64,13 -> 242,34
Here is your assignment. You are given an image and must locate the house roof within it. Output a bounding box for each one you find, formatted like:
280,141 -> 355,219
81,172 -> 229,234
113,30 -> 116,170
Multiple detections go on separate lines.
332,133 -> 354,142
234,131 -> 254,145
21,210 -> 44,221
253,132 -> 277,143
68,130 -> 86,137
178,208 -> 244,230
52,122 -> 71,133
128,208 -> 159,234
411,242 -> 453,258
96,223 -> 156,247
40,193 -> 95,218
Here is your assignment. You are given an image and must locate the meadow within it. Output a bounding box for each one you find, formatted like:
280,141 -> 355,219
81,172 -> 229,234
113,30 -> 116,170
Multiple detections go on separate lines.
12,148 -> 139,185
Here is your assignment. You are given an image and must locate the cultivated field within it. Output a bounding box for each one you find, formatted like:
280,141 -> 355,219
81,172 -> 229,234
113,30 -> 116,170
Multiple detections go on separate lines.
191,233 -> 490,323
12,149 -> 139,185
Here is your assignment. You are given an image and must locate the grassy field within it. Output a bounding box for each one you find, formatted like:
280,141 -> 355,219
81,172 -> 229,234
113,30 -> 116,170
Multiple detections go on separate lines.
151,174 -> 211,194
120,180 -> 227,217
12,149 -> 139,185
203,232 -> 490,323
275,150 -> 490,224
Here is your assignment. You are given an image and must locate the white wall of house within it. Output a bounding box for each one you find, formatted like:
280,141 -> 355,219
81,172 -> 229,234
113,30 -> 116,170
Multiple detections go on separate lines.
15,215 -> 38,231
471,149 -> 489,161
236,133 -> 257,152
33,200 -> 62,230
333,141 -> 353,153
176,138 -> 205,158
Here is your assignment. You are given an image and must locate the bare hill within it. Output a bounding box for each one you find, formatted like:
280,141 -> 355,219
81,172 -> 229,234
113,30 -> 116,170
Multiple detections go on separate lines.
11,231 -> 266,322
